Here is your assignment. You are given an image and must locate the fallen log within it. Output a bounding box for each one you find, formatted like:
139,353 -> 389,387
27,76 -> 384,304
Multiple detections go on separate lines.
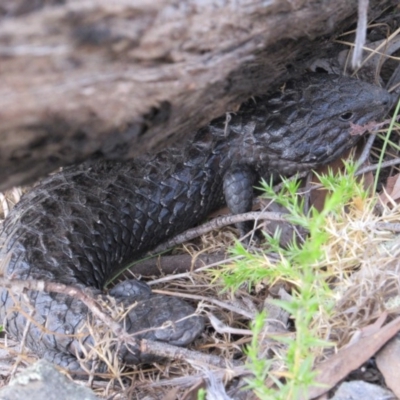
0,0 -> 396,189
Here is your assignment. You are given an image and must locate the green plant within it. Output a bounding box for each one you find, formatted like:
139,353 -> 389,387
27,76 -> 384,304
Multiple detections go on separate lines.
220,163 -> 371,399
197,388 -> 206,400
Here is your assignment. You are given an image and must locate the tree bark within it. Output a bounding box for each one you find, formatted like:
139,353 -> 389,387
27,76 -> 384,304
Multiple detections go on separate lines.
0,0 -> 397,190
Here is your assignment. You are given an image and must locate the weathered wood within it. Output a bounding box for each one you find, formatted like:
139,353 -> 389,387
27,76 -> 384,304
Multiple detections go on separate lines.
0,0 -> 396,189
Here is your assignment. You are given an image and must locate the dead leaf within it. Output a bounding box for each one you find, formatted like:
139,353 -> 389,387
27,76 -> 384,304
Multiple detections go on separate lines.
379,172 -> 400,206
304,314 -> 400,400
376,335 -> 400,398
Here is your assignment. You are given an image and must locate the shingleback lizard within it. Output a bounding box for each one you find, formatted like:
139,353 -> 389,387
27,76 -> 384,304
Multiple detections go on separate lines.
0,73 -> 395,370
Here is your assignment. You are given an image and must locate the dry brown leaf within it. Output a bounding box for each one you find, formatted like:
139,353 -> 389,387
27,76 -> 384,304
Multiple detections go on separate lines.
379,172 -> 400,206
359,167 -> 375,194
376,335 -> 400,398
305,314 -> 400,400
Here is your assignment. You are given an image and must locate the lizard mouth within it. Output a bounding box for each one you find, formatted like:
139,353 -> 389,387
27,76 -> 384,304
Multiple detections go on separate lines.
301,134 -> 361,165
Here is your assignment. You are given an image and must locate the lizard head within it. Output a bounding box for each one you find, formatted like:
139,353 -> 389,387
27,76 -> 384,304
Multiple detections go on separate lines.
252,73 -> 396,175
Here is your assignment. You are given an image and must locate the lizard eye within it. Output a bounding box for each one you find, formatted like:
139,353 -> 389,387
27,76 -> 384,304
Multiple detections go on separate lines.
339,112 -> 354,121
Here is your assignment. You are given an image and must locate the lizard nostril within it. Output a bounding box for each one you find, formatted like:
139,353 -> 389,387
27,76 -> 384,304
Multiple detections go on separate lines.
383,95 -> 391,106
386,93 -> 399,108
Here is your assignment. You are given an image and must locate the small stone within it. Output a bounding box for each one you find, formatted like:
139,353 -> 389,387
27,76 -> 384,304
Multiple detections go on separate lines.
0,360 -> 99,400
330,380 -> 396,400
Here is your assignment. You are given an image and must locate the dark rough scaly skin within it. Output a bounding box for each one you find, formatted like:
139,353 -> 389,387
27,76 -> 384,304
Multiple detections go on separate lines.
0,73 -> 395,371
